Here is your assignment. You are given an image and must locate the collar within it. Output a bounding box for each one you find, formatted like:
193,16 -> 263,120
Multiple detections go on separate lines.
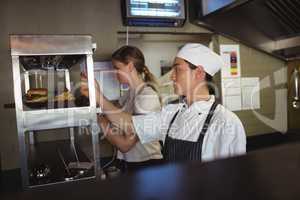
179,95 -> 215,115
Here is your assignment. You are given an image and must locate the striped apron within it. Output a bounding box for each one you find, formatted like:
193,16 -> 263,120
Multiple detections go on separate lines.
162,101 -> 219,162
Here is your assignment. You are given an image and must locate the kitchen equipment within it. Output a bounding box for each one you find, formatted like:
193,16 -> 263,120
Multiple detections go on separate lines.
25,69 -> 47,89
22,57 -> 79,109
10,35 -> 101,188
57,148 -> 91,182
105,166 -> 121,179
190,0 -> 300,60
29,164 -> 52,184
68,138 -> 93,170
20,55 -> 84,70
291,67 -> 300,109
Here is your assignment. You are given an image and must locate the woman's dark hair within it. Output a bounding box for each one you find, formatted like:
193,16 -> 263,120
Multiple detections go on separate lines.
186,61 -> 215,95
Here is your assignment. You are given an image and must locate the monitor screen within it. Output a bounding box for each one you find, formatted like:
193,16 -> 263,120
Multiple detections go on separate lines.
128,0 -> 184,18
202,0 -> 236,16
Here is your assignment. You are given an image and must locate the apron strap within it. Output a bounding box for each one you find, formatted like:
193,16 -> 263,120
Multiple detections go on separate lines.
166,110 -> 180,136
159,109 -> 180,151
161,100 -> 219,161
197,101 -> 219,141
162,100 -> 219,145
166,101 -> 219,137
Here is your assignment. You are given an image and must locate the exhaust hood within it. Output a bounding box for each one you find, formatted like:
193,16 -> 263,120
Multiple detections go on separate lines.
189,0 -> 300,61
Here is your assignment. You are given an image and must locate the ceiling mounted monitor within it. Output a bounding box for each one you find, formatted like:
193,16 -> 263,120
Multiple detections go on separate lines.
122,0 -> 186,27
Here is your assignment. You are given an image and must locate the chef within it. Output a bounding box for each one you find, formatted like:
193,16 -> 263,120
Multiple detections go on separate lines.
81,43 -> 246,162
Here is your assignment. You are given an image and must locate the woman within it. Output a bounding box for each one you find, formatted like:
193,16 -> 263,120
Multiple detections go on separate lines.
82,43 -> 246,163
97,46 -> 163,172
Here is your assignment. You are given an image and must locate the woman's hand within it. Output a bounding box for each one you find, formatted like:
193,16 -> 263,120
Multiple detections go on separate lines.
80,72 -> 103,105
98,115 -> 111,139
80,74 -> 134,137
98,115 -> 137,153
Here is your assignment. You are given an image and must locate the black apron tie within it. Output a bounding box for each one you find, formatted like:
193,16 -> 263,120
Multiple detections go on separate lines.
162,101 -> 219,162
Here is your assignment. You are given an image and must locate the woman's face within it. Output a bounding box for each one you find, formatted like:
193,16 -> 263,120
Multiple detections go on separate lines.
112,60 -> 132,84
171,57 -> 197,96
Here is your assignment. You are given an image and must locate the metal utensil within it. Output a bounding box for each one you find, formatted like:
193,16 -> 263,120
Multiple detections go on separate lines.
29,164 -> 51,180
57,148 -> 71,176
291,68 -> 300,109
292,100 -> 300,109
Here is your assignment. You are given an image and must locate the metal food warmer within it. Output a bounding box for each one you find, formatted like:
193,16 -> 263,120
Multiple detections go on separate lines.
10,35 -> 101,188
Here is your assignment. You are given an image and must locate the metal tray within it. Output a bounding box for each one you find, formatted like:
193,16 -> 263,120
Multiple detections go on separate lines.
24,99 -> 75,109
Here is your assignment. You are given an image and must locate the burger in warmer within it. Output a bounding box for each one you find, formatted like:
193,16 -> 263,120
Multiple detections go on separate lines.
54,91 -> 75,102
26,88 -> 48,102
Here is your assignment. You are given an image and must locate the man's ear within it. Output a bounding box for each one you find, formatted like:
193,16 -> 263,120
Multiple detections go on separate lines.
195,65 -> 206,80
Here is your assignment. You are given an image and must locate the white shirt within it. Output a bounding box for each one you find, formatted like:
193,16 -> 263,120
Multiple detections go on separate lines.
117,86 -> 163,162
132,96 -> 246,162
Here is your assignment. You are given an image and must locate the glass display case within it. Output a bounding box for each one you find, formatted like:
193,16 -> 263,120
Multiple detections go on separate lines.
20,55 -> 87,110
10,35 -> 101,188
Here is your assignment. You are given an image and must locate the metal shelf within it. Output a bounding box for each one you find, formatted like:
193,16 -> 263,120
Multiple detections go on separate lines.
10,35 -> 101,189
22,107 -> 94,131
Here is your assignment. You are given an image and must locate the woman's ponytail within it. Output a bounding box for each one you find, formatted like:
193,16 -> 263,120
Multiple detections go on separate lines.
142,66 -> 157,85
142,65 -> 160,94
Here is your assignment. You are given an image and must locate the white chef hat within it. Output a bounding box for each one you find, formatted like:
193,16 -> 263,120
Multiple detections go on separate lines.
176,43 -> 225,76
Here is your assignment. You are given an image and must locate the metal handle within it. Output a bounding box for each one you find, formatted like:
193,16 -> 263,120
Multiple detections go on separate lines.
292,68 -> 300,101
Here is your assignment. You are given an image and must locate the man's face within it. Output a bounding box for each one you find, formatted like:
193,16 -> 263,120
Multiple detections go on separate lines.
170,57 -> 197,96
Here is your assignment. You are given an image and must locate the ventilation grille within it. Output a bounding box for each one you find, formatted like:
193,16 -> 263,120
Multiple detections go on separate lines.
265,0 -> 300,36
